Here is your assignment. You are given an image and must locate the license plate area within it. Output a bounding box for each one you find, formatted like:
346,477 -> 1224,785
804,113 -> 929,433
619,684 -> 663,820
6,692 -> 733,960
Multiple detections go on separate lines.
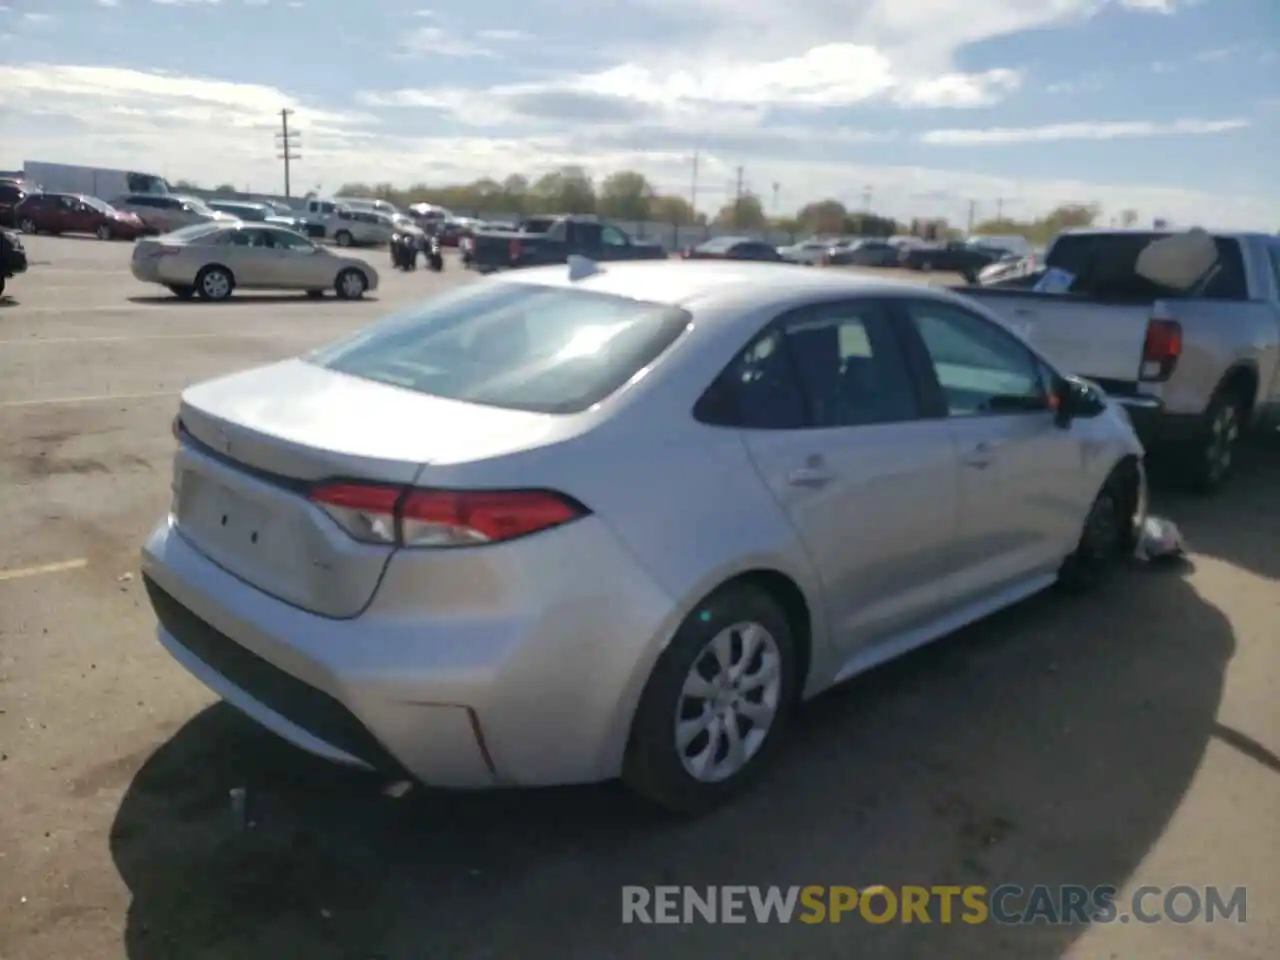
178,470 -> 271,553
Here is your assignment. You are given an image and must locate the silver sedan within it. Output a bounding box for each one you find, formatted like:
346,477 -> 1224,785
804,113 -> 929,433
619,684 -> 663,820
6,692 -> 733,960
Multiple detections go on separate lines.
141,260 -> 1146,813
130,222 -> 379,301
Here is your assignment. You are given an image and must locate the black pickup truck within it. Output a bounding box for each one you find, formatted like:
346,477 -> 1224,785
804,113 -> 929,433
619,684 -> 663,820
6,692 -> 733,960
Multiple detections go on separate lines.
468,215 -> 668,272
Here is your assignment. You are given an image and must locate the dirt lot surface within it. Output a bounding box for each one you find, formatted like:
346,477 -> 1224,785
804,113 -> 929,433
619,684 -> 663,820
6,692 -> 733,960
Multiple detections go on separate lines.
0,238 -> 1276,960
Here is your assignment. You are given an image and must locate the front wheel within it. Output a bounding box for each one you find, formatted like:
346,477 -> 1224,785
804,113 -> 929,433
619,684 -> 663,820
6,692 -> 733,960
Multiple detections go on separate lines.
1058,462 -> 1139,592
335,268 -> 367,300
623,584 -> 797,814
334,230 -> 354,247
96,224 -> 112,241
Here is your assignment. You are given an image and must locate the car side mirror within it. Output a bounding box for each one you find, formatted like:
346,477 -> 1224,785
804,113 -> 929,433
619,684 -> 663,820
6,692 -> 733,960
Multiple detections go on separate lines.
1052,377 -> 1104,428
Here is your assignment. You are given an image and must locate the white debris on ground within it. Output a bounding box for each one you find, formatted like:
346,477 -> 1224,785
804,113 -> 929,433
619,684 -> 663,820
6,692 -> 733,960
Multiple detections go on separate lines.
1134,515 -> 1187,562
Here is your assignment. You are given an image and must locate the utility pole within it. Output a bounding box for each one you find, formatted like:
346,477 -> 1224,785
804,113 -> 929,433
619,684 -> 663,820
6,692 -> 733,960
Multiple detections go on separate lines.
274,108 -> 301,198
995,197 -> 1004,221
966,199 -> 976,235
734,166 -> 744,228
771,182 -> 780,217
689,150 -> 699,223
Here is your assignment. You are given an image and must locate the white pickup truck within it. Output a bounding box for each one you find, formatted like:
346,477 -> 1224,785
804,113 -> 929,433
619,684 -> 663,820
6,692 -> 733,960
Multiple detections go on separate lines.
956,228 -> 1280,492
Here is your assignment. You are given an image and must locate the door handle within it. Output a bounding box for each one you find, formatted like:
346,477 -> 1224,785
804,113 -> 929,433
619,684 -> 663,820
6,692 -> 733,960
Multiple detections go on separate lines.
962,440 -> 1001,469
787,468 -> 833,488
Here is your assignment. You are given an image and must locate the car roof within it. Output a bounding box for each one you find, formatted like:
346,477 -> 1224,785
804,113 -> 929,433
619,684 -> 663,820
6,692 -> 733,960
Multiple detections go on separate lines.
495,260 -> 960,318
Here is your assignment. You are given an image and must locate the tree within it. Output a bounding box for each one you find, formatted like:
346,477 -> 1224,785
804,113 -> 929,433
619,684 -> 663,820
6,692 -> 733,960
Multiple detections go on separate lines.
212,183 -> 237,195
650,194 -> 697,225
972,202 -> 1100,246
797,199 -> 847,235
529,166 -> 596,214
714,193 -> 767,230
1119,208 -> 1139,228
845,211 -> 899,237
598,171 -> 655,220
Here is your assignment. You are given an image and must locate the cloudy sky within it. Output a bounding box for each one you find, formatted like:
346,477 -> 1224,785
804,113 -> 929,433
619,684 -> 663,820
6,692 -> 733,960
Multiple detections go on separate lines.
0,0 -> 1275,227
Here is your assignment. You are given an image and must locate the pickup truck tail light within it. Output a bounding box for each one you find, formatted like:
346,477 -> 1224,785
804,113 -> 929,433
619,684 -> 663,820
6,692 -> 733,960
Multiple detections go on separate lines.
1140,314 -> 1182,381
509,238 -> 522,261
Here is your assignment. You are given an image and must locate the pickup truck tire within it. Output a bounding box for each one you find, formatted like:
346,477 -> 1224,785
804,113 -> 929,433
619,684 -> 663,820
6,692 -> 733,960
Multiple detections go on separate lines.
334,230 -> 354,247
1179,390 -> 1246,494
1058,459 -> 1140,592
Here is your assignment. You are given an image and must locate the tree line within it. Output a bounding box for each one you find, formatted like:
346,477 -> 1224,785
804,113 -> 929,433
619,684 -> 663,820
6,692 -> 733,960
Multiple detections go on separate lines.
177,165 -> 1106,243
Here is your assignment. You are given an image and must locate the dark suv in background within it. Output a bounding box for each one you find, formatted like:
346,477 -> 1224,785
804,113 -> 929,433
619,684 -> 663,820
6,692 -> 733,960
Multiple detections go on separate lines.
0,180 -> 35,229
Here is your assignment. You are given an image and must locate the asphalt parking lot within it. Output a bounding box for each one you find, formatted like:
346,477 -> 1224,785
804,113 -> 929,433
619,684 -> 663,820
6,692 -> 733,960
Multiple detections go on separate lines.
0,237 -> 1277,960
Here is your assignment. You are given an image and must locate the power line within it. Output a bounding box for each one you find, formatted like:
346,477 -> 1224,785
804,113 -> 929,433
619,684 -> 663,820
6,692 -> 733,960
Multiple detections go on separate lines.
274,108 -> 301,198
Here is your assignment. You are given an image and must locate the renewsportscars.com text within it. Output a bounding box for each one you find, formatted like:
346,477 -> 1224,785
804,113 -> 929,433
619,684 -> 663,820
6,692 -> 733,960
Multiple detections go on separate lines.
621,884 -> 1248,925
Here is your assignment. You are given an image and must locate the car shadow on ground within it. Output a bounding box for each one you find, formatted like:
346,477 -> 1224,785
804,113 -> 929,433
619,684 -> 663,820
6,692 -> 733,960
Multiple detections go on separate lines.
126,295 -> 379,306
1146,432 -> 1280,581
111,555 -> 1234,960
0,295 -> 18,308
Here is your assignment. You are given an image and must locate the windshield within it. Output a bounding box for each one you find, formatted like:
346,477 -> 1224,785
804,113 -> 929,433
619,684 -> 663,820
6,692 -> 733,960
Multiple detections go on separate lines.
308,281 -> 691,414
696,237 -> 743,253
183,198 -> 215,215
82,196 -> 114,214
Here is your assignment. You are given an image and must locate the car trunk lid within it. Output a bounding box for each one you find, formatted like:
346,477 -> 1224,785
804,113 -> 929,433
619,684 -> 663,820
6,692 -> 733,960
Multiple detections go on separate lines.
173,359 -> 559,617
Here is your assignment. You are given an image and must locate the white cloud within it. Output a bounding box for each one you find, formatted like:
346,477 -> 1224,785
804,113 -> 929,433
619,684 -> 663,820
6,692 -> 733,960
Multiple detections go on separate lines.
23,11 -> 53,22
921,118 -> 1251,144
476,28 -> 528,42
97,0 -> 121,8
398,26 -> 496,59
1118,0 -> 1179,12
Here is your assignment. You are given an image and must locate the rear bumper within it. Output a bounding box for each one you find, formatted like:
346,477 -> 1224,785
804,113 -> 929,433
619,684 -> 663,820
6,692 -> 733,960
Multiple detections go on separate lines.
140,514 -> 677,788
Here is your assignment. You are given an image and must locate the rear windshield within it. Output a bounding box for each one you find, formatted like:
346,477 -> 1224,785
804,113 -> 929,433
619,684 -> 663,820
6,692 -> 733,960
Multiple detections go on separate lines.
1045,232 -> 1248,301
308,281 -> 692,414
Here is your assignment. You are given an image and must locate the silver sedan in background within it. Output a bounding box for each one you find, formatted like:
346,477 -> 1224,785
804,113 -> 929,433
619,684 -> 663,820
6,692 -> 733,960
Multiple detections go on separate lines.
131,222 -> 379,300
141,261 -> 1145,813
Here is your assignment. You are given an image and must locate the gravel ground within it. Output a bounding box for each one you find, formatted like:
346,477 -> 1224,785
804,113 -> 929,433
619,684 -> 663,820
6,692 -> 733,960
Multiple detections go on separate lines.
0,237 -> 1276,960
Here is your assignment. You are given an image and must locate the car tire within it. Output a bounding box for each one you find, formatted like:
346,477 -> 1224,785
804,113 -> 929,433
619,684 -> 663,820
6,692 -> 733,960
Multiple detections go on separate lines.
194,265 -> 234,302
167,284 -> 196,300
334,230 -> 354,247
96,224 -> 112,241
305,289 -> 325,299
18,218 -> 36,234
334,268 -> 367,300
622,583 -> 798,815
0,275 -> 5,297
1058,461 -> 1140,592
1178,389 -> 1246,494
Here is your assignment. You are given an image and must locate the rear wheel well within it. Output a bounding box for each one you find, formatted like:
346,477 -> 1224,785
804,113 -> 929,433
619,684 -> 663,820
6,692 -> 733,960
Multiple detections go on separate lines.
722,569 -> 813,697
1216,365 -> 1258,423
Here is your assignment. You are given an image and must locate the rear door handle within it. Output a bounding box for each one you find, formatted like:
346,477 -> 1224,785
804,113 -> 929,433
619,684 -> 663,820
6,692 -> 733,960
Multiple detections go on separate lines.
787,468 -> 833,488
962,440 -> 1002,469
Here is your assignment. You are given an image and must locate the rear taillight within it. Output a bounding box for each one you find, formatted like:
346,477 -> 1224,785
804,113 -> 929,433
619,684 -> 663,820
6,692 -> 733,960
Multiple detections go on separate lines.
308,482 -> 586,548
509,238 -> 522,261
1140,314 -> 1182,381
